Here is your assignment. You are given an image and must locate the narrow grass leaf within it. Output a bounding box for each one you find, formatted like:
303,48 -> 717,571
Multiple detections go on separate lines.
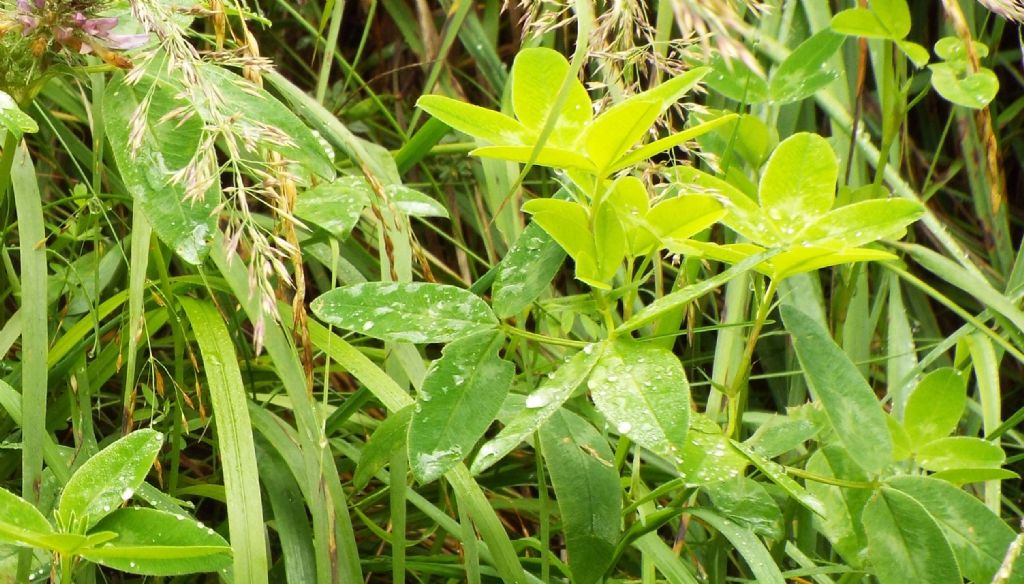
11,142 -> 47,509
687,508 -> 786,584
180,298 -> 268,583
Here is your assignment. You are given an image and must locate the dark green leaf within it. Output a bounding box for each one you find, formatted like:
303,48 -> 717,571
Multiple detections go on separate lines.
782,303 -> 893,473
408,331 -> 514,483
539,409 -> 620,584
492,222 -> 566,318
863,487 -> 962,584
311,282 -> 498,343
589,340 -> 689,461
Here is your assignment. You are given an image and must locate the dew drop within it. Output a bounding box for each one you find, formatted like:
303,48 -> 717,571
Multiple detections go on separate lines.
525,393 -> 549,408
617,421 -> 632,434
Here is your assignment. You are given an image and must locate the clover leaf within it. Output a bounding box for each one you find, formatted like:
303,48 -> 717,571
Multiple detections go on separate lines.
417,47 -> 729,178
673,132 -> 924,279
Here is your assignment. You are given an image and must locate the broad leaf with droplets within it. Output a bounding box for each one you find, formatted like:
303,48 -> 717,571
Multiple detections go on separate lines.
81,508 -> 231,576
408,331 -> 514,483
105,75 -> 217,265
589,340 -> 690,461
679,413 -> 748,486
0,90 -> 37,136
58,429 -> 164,531
471,344 -> 604,474
311,282 -> 498,344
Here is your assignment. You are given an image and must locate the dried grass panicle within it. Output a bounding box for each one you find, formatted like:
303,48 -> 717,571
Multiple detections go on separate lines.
125,0 -> 311,352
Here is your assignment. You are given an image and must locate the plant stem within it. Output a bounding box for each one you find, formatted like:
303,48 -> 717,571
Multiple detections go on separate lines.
726,276 -> 779,439
501,324 -> 589,348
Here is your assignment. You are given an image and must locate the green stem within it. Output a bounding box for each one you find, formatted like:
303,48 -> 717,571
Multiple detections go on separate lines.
501,324 -> 588,348
726,276 -> 779,439
784,466 -> 877,490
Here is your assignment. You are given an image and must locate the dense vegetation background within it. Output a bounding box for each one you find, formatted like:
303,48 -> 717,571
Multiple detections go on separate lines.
2,0 -> 1024,582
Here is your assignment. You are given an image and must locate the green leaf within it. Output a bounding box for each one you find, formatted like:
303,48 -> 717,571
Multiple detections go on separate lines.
863,487 -> 962,584
700,53 -> 769,103
178,297 -> 268,583
917,437 -> 1005,472
679,414 -> 748,485
759,133 -> 838,233
199,64 -> 335,179
898,40 -> 930,67
510,47 -> 591,142
687,509 -> 786,584
471,345 -> 604,474
294,177 -> 369,239
408,331 -> 514,483
705,478 -> 782,539
609,113 -> 738,173
805,446 -> 871,564
831,8 -> 893,39
935,37 -> 990,62
539,409 -> 620,584
589,340 -> 689,461
930,468 -> 1020,485
81,508 -> 231,576
492,222 -> 566,318
0,91 -> 37,136
646,194 -> 725,248
583,98 -> 661,175
310,282 -> 498,343
591,195 -> 628,285
799,198 -> 923,246
635,67 -> 710,109
353,406 -> 413,491
58,429 -> 164,531
670,166 -> 780,244
782,303 -> 892,473
0,487 -> 52,537
522,198 -> 606,287
770,30 -> 844,104
888,475 -> 1019,583
903,368 -> 967,447
732,441 -> 826,517
744,414 -> 819,459
929,62 -> 999,110
387,185 -> 449,218
416,95 -> 530,145
0,487 -> 55,549
872,0 -> 912,38
105,76 -> 217,265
